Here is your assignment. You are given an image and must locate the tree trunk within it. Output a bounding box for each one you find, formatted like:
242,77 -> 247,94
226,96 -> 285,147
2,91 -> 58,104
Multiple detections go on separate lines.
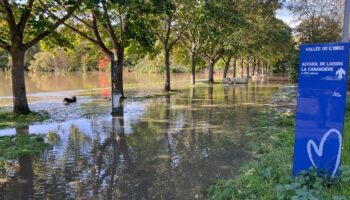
191,45 -> 196,85
223,57 -> 231,79
19,155 -> 34,200
164,48 -> 171,91
262,61 -> 265,76
252,58 -> 256,76
208,86 -> 213,105
208,60 -> 214,83
233,58 -> 237,78
257,60 -> 260,75
116,46 -> 124,97
111,45 -> 124,115
10,49 -> 30,114
246,57 -> 250,78
16,126 -> 33,199
240,57 -> 244,78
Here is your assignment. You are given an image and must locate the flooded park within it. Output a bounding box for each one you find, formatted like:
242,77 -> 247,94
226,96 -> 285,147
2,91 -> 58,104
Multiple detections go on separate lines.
2,0 -> 350,199
0,72 -> 286,199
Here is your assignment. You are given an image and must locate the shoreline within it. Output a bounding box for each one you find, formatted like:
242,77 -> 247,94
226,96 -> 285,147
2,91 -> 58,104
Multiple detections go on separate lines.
206,86 -> 350,199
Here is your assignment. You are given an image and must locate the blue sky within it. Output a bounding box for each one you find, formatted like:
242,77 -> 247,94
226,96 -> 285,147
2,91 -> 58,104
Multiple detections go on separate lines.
276,8 -> 294,26
275,1 -> 297,28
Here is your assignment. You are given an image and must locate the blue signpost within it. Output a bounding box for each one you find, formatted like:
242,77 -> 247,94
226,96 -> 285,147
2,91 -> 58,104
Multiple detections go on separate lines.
293,43 -> 349,178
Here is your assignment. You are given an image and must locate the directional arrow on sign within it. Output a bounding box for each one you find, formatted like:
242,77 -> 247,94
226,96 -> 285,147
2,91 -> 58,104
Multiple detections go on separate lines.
336,68 -> 346,79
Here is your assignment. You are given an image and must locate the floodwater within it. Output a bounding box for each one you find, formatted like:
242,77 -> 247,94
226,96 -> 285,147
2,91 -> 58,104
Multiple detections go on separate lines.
0,72 -> 282,200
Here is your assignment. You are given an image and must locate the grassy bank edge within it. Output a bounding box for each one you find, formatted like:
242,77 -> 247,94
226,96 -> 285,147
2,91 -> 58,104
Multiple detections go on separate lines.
0,134 -> 51,160
0,111 -> 49,129
206,97 -> 350,200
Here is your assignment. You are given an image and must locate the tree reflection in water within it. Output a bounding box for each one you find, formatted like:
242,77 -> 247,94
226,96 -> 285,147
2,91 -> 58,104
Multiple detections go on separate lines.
0,126 -> 35,200
17,126 -> 34,200
0,84 -> 280,199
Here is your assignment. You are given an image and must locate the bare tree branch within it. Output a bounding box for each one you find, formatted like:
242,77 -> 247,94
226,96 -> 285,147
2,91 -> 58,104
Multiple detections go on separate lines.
24,8 -> 76,49
117,5 -> 125,41
37,0 -> 111,55
169,29 -> 185,50
56,2 -> 95,30
64,23 -> 98,44
155,32 -> 165,44
202,52 -> 210,61
72,13 -> 94,29
221,55 -> 228,63
0,37 -> 10,50
17,0 -> 35,31
90,11 -> 113,56
0,0 -> 18,39
67,23 -> 113,56
101,0 -> 119,49
164,15 -> 172,46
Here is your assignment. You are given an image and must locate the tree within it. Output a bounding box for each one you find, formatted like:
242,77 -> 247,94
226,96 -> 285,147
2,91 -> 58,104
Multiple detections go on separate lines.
180,0 -> 205,85
63,0 -> 154,113
240,0 -> 290,77
288,0 -> 343,22
29,51 -> 55,72
288,0 -> 343,43
0,0 -> 77,114
296,16 -> 341,43
149,0 -> 185,91
200,0 -> 245,83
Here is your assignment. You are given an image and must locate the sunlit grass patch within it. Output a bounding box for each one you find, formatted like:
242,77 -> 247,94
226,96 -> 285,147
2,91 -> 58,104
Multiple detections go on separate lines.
0,134 -> 51,159
0,111 -> 49,129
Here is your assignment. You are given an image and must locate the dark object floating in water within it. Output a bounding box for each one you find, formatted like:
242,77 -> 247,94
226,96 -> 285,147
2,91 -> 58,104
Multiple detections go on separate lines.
63,96 -> 77,104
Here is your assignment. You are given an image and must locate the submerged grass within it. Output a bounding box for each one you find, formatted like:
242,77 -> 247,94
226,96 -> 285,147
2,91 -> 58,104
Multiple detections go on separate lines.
0,111 -> 49,129
129,90 -> 182,100
0,134 -> 51,159
207,99 -> 350,200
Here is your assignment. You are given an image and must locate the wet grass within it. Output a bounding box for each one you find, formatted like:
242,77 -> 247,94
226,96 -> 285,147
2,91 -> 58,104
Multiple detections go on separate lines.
0,111 -> 49,129
206,98 -> 350,199
0,134 -> 51,159
128,90 -> 182,100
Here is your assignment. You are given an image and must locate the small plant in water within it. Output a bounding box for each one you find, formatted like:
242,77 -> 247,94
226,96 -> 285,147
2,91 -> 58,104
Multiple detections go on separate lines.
47,131 -> 61,145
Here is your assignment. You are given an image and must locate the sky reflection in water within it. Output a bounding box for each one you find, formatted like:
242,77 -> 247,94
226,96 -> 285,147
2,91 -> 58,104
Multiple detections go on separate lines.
0,82 -> 280,200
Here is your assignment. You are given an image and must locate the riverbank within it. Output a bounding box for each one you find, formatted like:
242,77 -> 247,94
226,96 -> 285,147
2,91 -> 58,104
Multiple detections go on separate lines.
0,111 -> 49,129
206,88 -> 350,199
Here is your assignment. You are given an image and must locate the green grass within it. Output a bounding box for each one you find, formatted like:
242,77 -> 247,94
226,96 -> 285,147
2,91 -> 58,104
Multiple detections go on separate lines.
0,134 -> 51,159
0,111 -> 49,129
206,99 -> 350,200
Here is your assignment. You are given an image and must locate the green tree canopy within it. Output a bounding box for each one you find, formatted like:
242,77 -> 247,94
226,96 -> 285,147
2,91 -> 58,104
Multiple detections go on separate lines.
0,0 -> 79,114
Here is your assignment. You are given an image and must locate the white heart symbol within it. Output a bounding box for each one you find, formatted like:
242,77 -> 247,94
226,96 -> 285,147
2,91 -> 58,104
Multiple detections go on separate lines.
307,129 -> 342,178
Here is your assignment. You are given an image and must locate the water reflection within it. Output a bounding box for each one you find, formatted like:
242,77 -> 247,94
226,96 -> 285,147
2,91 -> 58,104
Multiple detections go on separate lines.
0,83 -> 281,199
0,126 -> 35,200
16,126 -> 34,200
0,71 -> 211,106
18,154 -> 34,200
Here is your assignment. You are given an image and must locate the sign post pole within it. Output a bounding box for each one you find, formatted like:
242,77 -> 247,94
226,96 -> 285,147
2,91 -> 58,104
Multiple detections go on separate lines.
342,0 -> 350,42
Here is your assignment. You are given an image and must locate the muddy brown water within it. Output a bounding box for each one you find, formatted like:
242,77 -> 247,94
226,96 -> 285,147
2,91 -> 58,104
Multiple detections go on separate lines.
0,72 -> 283,200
